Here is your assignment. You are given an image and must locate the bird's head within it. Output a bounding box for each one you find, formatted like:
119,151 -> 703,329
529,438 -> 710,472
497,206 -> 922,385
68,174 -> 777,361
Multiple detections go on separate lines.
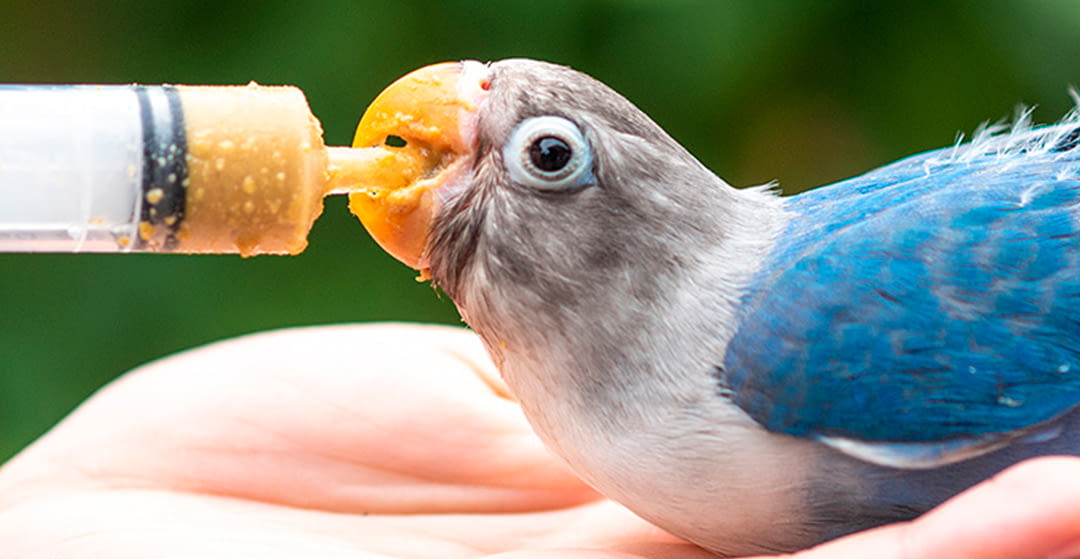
349,59 -> 749,343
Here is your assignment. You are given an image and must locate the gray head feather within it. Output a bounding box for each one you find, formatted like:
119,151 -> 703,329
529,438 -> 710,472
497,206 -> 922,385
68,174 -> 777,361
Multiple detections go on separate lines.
431,59 -> 755,315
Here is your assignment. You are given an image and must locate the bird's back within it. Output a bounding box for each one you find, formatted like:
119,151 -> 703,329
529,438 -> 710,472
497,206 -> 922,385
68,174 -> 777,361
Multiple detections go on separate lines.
718,114 -> 1080,540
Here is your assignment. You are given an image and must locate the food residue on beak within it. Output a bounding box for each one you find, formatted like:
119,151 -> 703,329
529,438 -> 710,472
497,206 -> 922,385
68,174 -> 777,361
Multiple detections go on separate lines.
343,61 -> 488,270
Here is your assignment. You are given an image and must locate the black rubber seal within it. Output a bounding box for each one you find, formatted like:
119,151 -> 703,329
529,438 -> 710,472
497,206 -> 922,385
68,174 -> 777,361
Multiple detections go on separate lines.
134,86 -> 188,250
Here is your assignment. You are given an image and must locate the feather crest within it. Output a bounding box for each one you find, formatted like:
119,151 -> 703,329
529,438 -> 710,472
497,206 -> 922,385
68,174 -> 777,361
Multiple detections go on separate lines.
932,95 -> 1080,171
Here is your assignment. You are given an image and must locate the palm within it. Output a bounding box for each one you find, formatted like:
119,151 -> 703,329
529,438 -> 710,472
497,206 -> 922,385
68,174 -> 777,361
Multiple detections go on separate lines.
2,324 -> 1079,558
0,325 -> 705,558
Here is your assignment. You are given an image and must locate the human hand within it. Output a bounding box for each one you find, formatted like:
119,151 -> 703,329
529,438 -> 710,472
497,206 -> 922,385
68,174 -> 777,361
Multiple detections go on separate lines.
1,324 -> 1079,559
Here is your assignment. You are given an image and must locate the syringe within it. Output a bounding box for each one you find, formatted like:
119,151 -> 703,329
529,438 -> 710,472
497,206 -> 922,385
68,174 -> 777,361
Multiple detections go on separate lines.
0,83 -> 385,255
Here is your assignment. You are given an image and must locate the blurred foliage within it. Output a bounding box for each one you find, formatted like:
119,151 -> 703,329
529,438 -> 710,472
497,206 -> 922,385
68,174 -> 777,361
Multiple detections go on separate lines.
1,0 -> 1078,462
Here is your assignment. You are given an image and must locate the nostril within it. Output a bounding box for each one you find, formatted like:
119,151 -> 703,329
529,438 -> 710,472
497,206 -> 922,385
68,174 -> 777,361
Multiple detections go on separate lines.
385,135 -> 408,148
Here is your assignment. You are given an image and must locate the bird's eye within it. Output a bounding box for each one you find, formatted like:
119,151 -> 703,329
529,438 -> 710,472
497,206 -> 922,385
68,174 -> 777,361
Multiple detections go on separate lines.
529,137 -> 572,172
503,116 -> 593,191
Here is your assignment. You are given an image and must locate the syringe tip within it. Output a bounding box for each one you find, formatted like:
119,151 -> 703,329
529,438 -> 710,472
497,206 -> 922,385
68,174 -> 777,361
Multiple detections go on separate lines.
324,146 -> 397,196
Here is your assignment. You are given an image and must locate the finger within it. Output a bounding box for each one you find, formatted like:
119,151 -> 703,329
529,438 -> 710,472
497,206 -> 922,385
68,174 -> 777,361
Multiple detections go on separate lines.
0,324 -> 596,515
0,489 -> 704,559
782,456 -> 1080,559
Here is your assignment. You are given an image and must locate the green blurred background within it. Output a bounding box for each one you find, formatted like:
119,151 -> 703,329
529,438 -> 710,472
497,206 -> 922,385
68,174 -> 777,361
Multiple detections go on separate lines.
1,1 -> 1078,462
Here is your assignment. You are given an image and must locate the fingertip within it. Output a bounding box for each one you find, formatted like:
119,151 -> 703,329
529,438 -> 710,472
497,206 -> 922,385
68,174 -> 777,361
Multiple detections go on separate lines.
984,455 -> 1080,494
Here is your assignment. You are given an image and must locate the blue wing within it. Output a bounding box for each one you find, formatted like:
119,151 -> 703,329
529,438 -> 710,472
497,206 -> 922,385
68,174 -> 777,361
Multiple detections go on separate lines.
721,119 -> 1080,467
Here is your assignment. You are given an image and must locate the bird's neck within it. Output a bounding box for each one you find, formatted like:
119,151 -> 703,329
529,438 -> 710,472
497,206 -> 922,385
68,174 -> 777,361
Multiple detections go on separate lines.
466,183 -> 790,434
461,184 -> 795,543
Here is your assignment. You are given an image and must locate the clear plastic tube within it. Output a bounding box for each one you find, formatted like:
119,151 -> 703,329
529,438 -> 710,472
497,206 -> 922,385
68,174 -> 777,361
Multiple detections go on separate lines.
0,86 -> 145,252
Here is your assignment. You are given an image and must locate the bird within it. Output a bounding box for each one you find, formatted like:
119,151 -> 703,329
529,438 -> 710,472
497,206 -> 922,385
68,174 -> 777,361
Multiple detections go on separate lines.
345,58 -> 1080,556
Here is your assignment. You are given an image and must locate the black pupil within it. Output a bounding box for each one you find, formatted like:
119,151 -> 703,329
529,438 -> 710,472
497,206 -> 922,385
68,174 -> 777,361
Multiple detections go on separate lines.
529,136 -> 572,173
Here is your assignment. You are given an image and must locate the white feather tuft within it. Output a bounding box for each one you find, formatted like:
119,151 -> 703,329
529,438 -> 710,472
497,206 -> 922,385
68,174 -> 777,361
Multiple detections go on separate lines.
926,97 -> 1080,168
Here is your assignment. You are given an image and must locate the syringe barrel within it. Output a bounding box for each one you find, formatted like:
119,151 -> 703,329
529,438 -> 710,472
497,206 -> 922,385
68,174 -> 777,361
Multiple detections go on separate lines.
0,84 -> 330,255
0,86 -> 150,252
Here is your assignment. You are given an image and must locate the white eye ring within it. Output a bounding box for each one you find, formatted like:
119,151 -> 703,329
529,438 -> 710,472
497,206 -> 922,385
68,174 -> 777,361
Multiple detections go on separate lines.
503,116 -> 593,191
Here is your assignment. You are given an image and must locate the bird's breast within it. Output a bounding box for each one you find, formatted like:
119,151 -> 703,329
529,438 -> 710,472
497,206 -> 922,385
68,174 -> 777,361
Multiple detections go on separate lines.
499,348 -> 831,556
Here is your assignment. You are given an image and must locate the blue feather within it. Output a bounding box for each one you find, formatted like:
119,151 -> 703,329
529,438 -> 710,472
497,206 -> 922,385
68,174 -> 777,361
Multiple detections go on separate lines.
721,119 -> 1080,462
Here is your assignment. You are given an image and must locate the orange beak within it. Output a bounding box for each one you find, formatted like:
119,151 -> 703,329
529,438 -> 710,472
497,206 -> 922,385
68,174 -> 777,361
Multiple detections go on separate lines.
347,61 -> 490,270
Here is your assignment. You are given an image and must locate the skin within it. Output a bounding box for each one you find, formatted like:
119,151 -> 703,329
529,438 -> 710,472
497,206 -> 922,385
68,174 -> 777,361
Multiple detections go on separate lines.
2,323 -> 1080,558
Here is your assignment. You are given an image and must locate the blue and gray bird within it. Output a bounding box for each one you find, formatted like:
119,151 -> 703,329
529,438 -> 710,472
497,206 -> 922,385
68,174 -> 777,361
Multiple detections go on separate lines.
346,59 -> 1080,555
